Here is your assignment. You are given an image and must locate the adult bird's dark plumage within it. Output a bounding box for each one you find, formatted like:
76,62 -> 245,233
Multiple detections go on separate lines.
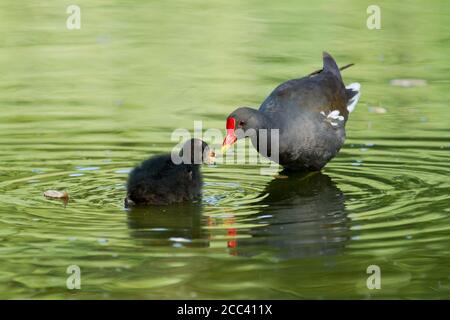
125,139 -> 215,207
222,52 -> 361,171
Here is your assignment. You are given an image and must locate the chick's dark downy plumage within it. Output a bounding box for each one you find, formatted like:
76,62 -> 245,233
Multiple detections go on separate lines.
125,139 -> 213,207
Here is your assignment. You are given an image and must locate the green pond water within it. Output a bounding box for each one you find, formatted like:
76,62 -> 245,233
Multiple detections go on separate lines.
0,0 -> 449,299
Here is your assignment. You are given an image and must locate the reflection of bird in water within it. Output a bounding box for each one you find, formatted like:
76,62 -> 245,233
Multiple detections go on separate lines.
232,171 -> 349,259
126,204 -> 208,248
125,171 -> 348,258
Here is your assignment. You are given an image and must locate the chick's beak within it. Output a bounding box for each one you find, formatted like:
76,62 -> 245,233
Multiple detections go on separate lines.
207,150 -> 216,165
222,129 -> 237,153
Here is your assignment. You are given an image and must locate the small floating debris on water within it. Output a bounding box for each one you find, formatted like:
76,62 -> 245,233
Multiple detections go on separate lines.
115,169 -> 131,174
390,79 -> 427,87
274,174 -> 289,179
43,190 -> 69,200
69,173 -> 84,177
96,35 -> 111,44
368,106 -> 387,114
76,166 -> 100,171
97,238 -> 109,245
114,99 -> 124,107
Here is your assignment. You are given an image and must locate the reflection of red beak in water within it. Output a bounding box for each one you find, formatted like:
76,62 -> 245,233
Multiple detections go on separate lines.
222,117 -> 237,153
227,228 -> 237,250
224,217 -> 237,254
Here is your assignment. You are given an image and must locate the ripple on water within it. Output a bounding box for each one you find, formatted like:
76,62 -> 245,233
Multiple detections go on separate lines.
0,134 -> 449,298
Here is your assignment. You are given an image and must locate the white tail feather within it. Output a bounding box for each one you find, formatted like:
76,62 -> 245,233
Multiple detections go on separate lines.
346,82 -> 361,113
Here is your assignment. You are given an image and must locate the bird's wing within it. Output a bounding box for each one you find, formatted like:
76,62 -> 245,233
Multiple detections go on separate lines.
259,73 -> 348,119
259,52 -> 349,119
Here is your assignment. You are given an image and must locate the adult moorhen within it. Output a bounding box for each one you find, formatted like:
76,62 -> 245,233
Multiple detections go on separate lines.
125,139 -> 215,207
222,52 -> 361,171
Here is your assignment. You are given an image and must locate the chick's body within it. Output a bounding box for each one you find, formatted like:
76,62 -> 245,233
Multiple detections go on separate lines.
125,139 -> 211,207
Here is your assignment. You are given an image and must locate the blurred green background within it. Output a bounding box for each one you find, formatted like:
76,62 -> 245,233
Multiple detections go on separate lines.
0,0 -> 449,299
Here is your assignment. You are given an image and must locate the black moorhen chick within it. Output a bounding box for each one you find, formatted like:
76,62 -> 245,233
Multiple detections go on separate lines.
125,139 -> 215,207
222,52 -> 361,171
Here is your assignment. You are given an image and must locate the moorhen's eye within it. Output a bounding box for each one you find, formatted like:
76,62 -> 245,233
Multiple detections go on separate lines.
239,120 -> 246,127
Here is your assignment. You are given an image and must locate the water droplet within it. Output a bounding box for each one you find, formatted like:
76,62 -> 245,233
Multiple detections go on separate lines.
368,106 -> 387,114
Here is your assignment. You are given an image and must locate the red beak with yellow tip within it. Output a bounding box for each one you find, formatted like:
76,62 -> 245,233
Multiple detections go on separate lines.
222,117 -> 237,153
